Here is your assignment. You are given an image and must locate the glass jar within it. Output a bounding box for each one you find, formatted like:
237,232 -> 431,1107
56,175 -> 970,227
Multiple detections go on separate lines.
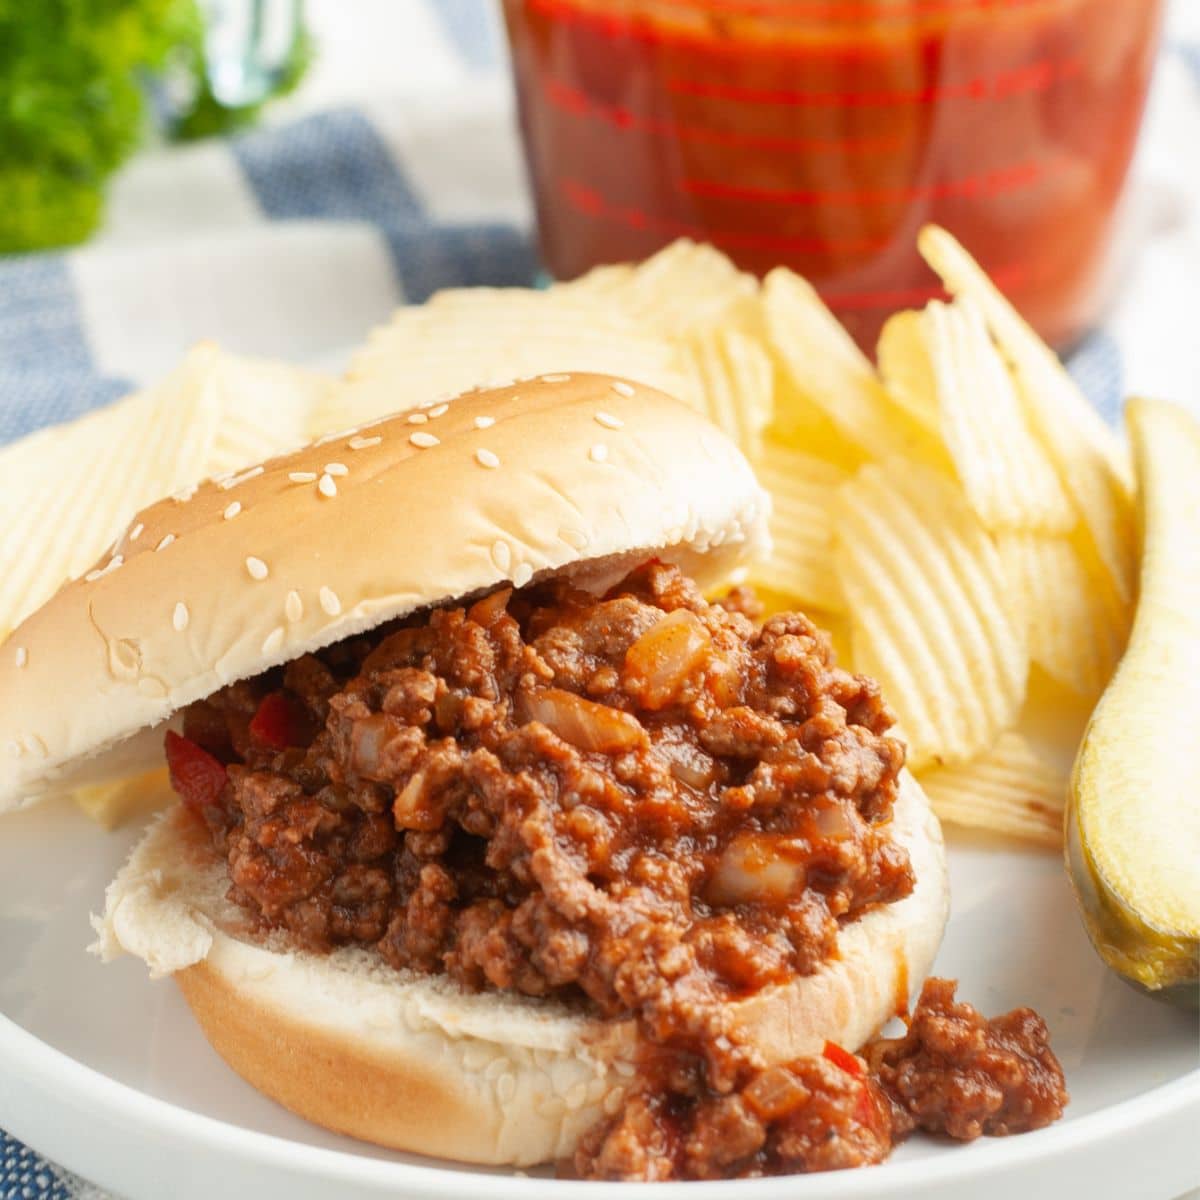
502,0 -> 1163,351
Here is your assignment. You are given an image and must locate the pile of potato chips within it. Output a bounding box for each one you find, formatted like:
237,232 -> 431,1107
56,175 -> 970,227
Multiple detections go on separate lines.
0,229 -> 1135,846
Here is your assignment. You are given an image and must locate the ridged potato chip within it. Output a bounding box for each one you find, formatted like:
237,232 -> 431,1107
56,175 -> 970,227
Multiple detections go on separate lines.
74,769 -> 170,830
763,268 -> 944,465
747,440 -> 847,612
206,355 -> 332,472
876,310 -> 940,436
918,730 -> 1070,847
555,239 -> 759,336
996,530 -> 1131,702
918,226 -> 1136,601
677,327 -> 774,455
332,289 -> 691,430
835,461 -> 1028,768
919,299 -> 1074,533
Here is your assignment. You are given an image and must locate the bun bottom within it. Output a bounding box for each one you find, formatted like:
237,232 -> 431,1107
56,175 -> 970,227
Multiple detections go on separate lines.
93,771 -> 948,1167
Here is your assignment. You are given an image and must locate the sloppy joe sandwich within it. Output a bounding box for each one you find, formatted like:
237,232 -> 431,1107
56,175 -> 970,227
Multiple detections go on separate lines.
1,374 -> 1065,1179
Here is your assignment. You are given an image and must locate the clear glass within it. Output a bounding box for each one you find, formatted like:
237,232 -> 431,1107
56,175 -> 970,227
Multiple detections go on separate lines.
503,0 -> 1164,351
199,0 -> 304,109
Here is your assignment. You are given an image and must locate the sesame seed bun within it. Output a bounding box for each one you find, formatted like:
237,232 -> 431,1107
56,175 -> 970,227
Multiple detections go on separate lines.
90,770 -> 947,1167
0,374 -> 768,813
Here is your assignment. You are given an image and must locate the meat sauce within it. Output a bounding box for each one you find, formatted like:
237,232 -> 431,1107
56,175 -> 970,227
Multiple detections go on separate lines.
167,561 -> 1066,1178
574,979 -> 1067,1180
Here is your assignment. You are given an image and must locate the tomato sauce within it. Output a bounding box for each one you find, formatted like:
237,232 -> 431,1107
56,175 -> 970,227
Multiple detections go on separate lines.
502,0 -> 1162,350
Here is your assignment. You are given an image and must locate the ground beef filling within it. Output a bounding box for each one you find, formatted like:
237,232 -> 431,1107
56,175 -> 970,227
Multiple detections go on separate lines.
166,560 -> 1066,1179
175,562 -> 911,1021
574,978 -> 1068,1180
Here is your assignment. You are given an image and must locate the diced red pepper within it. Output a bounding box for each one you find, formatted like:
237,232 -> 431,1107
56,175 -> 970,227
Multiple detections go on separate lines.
164,730 -> 227,813
822,1041 -> 864,1077
248,691 -> 306,750
853,1081 -> 879,1128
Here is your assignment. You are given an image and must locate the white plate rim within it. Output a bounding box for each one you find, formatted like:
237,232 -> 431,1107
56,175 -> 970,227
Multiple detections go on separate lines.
4,1003 -> 1199,1199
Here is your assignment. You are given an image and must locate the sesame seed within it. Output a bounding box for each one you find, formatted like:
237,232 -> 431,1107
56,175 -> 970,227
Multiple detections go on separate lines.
474,415 -> 495,430
348,435 -> 381,450
172,602 -> 189,632
323,462 -> 348,476
284,590 -> 303,622
491,540 -> 511,572
594,411 -> 624,430
172,484 -> 198,503
129,523 -> 144,542
319,586 -> 342,616
223,501 -> 242,521
289,471 -> 317,484
475,448 -> 500,469
611,380 -> 636,398
14,646 -> 27,668
262,627 -> 285,655
86,554 -> 123,582
155,534 -> 176,552
513,562 -> 534,588
589,443 -> 609,463
246,556 -> 268,581
407,412 -> 428,424
410,432 -> 440,449
84,570 -> 102,582
429,403 -> 450,418
314,428 -> 354,447
318,473 -> 338,498
221,465 -> 264,490
540,373 -> 571,383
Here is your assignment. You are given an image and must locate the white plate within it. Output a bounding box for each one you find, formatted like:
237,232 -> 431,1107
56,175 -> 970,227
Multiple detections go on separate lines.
1,796 -> 1197,1200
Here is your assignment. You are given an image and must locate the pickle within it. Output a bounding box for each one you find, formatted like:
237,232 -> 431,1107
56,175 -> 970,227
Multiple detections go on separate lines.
1066,399 -> 1200,1007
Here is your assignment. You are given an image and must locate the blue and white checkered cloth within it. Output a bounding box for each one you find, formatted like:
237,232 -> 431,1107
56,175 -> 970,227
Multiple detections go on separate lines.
2,2 -> 1199,1196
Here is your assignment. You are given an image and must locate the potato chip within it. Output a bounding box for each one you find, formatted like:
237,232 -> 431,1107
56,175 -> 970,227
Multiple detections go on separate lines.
74,768 -> 170,830
918,225 -> 1136,601
996,529 -> 1131,701
835,461 -> 1027,768
332,288 -> 692,430
763,268 -> 944,465
677,327 -> 774,455
555,239 -> 759,336
875,310 -> 940,437
206,354 -> 332,473
747,440 -> 846,612
918,299 -> 1074,533
766,379 -> 869,474
550,262 -> 635,303
918,730 -> 1070,847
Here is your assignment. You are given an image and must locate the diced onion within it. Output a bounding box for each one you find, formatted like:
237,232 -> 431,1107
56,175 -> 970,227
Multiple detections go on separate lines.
519,687 -> 647,753
707,834 -> 806,906
623,609 -> 712,709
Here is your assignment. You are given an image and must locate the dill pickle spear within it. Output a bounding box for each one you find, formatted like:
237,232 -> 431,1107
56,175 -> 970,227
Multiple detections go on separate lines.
1066,398 -> 1200,1007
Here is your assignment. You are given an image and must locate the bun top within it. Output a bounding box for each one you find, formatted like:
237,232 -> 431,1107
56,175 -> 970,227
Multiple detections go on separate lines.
0,373 -> 769,811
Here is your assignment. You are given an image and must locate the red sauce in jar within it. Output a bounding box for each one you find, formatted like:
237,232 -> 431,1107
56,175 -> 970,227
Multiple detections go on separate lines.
502,0 -> 1162,350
